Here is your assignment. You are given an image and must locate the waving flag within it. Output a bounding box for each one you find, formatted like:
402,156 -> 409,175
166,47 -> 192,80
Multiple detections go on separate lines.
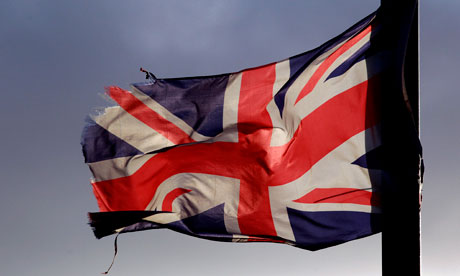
83,10 -> 396,250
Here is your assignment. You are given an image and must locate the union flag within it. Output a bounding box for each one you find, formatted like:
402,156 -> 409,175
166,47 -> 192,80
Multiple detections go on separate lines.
83,10 -> 394,250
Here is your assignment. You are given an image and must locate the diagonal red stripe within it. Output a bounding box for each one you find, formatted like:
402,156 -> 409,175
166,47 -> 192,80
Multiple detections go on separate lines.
294,188 -> 380,206
269,75 -> 381,186
108,86 -> 195,146
294,23 -> 374,104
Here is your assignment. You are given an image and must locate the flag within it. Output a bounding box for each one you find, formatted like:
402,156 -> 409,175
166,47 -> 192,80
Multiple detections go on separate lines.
82,9 -> 399,250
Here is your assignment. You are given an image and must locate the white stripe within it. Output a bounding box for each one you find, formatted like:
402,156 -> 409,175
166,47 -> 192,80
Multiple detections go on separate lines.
231,235 -> 250,242
267,59 -> 291,146
218,72 -> 242,143
143,212 -> 181,225
92,105 -> 173,154
273,59 -> 291,96
288,202 -> 380,213
88,154 -> 155,182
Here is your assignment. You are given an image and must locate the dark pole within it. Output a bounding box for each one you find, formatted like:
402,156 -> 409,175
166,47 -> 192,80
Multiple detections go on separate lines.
380,0 -> 421,275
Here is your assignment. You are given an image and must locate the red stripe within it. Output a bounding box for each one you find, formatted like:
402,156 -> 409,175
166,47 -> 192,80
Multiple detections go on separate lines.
237,64 -> 277,236
294,188 -> 380,206
238,63 -> 276,145
294,24 -> 374,104
108,86 -> 195,145
162,188 -> 191,212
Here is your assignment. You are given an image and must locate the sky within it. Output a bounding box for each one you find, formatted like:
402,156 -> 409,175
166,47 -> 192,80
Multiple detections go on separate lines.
0,0 -> 459,275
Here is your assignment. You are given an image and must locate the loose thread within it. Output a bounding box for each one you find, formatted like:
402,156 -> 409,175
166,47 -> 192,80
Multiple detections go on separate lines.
102,233 -> 120,275
140,67 -> 158,82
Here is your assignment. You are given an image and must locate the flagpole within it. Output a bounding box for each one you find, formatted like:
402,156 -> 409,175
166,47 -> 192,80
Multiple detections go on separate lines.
380,0 -> 421,275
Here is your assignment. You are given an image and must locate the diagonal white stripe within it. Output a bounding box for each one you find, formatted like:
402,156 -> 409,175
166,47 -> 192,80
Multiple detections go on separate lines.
88,154 -> 155,182
129,85 -> 211,142
294,52 -> 386,120
92,105 -> 174,154
294,31 -> 380,118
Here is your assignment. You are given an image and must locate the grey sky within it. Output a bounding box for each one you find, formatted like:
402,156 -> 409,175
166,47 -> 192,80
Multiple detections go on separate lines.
0,0 -> 459,275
